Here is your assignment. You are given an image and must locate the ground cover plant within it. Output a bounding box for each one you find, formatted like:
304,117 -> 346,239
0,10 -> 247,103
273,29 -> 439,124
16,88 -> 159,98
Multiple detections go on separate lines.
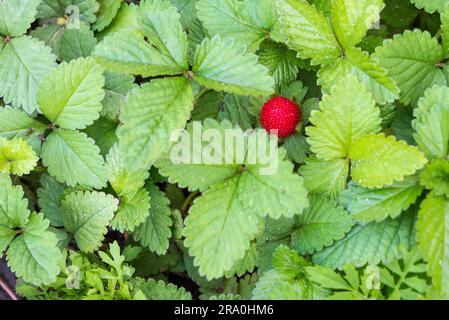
0,0 -> 448,300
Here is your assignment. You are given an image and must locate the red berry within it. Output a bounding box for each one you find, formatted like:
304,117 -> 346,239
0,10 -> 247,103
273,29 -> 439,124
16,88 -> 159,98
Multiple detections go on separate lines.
260,97 -> 301,138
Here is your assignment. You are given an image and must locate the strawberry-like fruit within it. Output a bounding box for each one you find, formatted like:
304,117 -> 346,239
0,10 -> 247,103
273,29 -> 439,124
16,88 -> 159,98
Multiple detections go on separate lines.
260,97 -> 301,138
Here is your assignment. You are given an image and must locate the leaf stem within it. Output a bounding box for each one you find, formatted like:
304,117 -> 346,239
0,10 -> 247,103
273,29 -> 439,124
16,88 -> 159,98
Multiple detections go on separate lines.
181,191 -> 200,213
0,275 -> 18,300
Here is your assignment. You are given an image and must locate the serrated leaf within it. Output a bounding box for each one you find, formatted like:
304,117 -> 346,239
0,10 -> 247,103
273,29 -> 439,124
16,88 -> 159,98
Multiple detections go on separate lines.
331,0 -> 384,49
39,57 -> 105,130
349,133 -> 428,188
299,157 -> 349,199
0,36 -> 57,114
307,75 -> 381,160
37,0 -> 100,24
61,190 -> 118,252
101,71 -> 136,120
0,0 -> 41,37
313,208 -> 416,269
117,77 -> 193,171
292,194 -> 355,255
411,0 -> 448,13
93,0 -> 123,32
0,107 -> 46,142
317,46 -> 399,105
6,212 -> 61,286
112,188 -> 150,233
196,0 -> 277,51
41,129 -> 108,188
58,23 -> 97,62
133,184 -> 172,255
374,30 -> 447,106
185,177 -> 263,279
420,159 -> 449,198
277,0 -> 341,65
416,192 -> 449,295
413,85 -> 449,159
192,35 -> 274,96
0,174 -> 30,230
0,137 -> 38,176
37,174 -> 66,227
343,177 -> 424,223
132,277 -> 192,300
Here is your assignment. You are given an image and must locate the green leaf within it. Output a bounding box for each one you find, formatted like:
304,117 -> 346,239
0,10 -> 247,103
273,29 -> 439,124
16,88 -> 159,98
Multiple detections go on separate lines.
374,30 -> 447,106
292,194 -> 355,255
184,176 -> 263,279
39,57 -> 105,130
313,208 -> 416,269
0,174 -> 30,230
101,71 -> 136,120
37,174 -> 66,227
420,159 -> 449,198
299,157 -> 349,199
6,212 -> 62,286
0,36 -> 57,114
0,0 -> 41,37
0,137 -> 38,176
330,0 -> 384,49
317,46 -> 399,105
343,177 -> 424,223
411,0 -> 448,13
416,192 -> 449,295
93,0 -> 123,32
58,23 -> 97,62
41,129 -> 108,188
37,0 -> 100,24
61,190 -> 118,253
307,75 -> 381,160
132,277 -> 192,300
413,85 -> 449,159
0,107 -> 46,141
349,133 -> 428,189
106,144 -> 149,197
192,35 -> 274,96
117,77 -> 193,171
133,184 -> 172,255
112,188 -> 150,233
277,0 -> 341,65
196,0 -> 277,51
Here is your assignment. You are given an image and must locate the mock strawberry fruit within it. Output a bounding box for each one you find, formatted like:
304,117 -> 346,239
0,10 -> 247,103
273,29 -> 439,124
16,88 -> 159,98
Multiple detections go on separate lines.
260,97 -> 301,138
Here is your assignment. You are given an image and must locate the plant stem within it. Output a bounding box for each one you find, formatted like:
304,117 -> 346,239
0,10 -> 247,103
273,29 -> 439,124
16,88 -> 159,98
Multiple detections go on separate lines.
0,275 -> 18,300
181,191 -> 200,213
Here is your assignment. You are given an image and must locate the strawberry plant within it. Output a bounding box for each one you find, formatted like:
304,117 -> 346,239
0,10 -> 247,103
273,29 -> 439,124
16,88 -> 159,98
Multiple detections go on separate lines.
0,0 -> 448,301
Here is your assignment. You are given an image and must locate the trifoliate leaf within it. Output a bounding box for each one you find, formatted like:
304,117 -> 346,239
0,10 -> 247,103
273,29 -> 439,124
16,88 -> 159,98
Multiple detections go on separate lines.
313,208 -> 416,269
185,177 -> 263,279
196,0 -> 277,51
106,144 -> 149,197
411,0 -> 448,13
0,36 -> 57,114
37,0 -> 100,24
0,174 -> 30,229
0,137 -> 38,176
0,0 -> 41,37
420,159 -> 449,198
133,184 -> 172,255
132,278 -> 192,300
41,129 -> 108,188
37,174 -> 66,227
292,194 -> 355,255
317,46 -> 399,105
349,133 -> 428,189
299,157 -> 349,199
58,23 -> 97,62
277,0 -> 341,65
61,190 -> 118,252
343,177 -> 424,223
39,57 -> 105,130
192,35 -> 274,96
413,85 -> 449,159
117,77 -> 193,171
112,188 -> 150,233
101,71 -> 136,120
93,0 -> 123,32
6,212 -> 62,286
416,192 -> 449,295
307,75 -> 381,160
330,0 -> 384,49
374,30 -> 447,106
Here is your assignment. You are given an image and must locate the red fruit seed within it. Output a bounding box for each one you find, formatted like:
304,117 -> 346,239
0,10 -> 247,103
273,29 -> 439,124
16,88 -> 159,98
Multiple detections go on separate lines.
260,97 -> 301,138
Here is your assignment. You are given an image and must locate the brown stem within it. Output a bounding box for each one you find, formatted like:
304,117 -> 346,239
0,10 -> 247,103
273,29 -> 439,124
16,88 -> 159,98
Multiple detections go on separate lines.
0,275 -> 18,300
